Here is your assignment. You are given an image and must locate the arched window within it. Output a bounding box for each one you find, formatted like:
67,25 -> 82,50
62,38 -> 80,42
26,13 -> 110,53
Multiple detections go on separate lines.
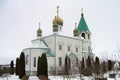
26,55 -> 29,65
81,33 -> 85,39
76,58 -> 78,66
59,57 -> 62,66
60,26 -> 62,30
67,46 -> 70,51
33,57 -> 36,67
59,44 -> 62,50
88,34 -> 90,39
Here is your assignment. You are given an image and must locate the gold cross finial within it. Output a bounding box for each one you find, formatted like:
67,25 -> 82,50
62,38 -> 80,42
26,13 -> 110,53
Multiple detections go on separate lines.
81,8 -> 83,14
81,8 -> 84,17
57,6 -> 59,15
75,22 -> 77,28
39,22 -> 41,28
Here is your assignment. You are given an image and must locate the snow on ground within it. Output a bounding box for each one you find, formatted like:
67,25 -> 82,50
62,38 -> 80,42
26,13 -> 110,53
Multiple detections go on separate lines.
0,75 -> 20,80
1,71 -> 120,80
0,75 -> 93,80
0,75 -> 81,80
49,76 -> 80,80
29,76 -> 39,80
104,71 -> 120,80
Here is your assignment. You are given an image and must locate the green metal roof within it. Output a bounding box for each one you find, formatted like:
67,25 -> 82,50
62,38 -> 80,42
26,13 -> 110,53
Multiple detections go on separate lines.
46,51 -> 55,57
66,53 -> 78,59
78,14 -> 90,33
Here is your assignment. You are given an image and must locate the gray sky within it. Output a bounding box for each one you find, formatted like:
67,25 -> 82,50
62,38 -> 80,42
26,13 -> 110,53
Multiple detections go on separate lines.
0,0 -> 120,64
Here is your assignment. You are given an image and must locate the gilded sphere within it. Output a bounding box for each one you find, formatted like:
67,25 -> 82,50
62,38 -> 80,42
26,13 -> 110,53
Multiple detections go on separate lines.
73,28 -> 79,33
53,15 -> 63,26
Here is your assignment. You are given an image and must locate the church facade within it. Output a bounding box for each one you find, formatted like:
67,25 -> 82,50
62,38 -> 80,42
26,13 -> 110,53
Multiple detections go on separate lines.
22,6 -> 94,75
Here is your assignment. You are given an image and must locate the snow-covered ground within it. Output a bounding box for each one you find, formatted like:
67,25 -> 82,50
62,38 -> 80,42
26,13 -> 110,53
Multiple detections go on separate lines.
0,75 -> 92,80
1,72 -> 120,80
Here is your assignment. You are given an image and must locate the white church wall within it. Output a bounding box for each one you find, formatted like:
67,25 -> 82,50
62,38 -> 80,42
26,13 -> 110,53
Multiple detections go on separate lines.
42,35 -> 55,54
47,57 -> 55,74
30,49 -> 40,71
55,35 -> 83,71
82,39 -> 92,59
23,48 -> 48,75
23,49 -> 31,75
23,33 -> 92,75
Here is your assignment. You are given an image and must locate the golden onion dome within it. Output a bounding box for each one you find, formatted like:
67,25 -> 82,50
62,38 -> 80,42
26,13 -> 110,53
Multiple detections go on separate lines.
73,23 -> 79,37
73,28 -> 79,33
73,23 -> 79,33
53,15 -> 63,26
73,28 -> 79,37
37,23 -> 42,33
37,28 -> 42,33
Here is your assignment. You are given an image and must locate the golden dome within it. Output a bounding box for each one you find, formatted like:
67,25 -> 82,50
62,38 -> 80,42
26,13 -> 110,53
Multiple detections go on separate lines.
73,28 -> 79,37
37,23 -> 42,37
37,28 -> 42,33
53,15 -> 63,26
37,23 -> 42,33
73,28 -> 79,33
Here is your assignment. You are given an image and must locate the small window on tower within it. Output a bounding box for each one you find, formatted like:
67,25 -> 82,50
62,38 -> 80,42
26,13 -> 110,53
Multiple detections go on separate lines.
88,34 -> 90,39
60,26 -> 62,30
82,33 -> 85,39
59,45 -> 62,50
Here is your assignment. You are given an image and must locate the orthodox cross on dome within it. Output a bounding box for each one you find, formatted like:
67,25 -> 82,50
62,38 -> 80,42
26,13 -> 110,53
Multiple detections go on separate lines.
75,22 -> 77,28
81,8 -> 84,17
57,6 -> 59,16
81,8 -> 83,14
39,22 -> 41,28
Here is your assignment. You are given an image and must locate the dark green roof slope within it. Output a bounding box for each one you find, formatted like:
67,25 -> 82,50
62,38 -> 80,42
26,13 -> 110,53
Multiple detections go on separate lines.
78,14 -> 90,33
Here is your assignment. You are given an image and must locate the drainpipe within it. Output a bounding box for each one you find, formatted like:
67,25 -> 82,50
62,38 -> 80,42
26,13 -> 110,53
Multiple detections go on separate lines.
54,34 -> 57,75
30,48 -> 31,75
82,39 -> 83,59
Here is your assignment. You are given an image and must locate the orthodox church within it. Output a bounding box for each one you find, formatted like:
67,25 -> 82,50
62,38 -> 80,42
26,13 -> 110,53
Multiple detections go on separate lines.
22,6 -> 94,75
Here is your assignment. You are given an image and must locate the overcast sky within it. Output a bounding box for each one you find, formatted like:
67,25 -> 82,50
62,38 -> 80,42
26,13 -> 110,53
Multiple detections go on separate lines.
0,0 -> 120,64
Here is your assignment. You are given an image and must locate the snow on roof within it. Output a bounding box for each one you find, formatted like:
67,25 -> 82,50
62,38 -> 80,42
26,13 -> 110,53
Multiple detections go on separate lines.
31,39 -> 48,49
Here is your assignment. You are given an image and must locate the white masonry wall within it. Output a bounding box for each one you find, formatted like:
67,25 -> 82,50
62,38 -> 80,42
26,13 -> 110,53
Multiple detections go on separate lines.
23,48 -> 48,75
55,35 -> 82,71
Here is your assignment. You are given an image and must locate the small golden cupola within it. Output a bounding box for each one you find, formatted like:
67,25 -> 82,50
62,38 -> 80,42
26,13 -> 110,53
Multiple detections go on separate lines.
73,23 -> 79,37
37,23 -> 42,38
53,6 -> 63,32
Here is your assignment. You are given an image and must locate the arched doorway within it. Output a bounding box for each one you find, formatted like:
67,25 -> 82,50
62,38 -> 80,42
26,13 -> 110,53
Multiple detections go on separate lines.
65,53 -> 78,74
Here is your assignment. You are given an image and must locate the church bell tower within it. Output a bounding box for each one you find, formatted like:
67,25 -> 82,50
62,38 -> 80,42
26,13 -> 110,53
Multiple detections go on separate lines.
77,9 -> 91,40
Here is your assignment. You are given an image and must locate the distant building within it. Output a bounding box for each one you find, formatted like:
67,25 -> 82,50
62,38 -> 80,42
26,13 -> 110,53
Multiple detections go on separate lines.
0,64 -> 10,70
22,6 -> 94,75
